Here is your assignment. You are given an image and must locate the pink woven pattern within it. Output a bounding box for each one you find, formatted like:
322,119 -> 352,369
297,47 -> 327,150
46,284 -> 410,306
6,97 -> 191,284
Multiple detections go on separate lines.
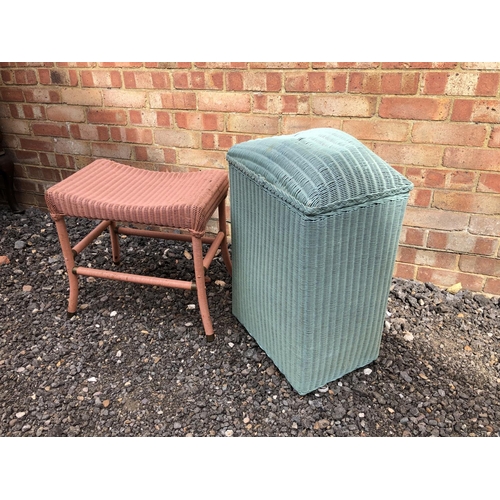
45,159 -> 229,235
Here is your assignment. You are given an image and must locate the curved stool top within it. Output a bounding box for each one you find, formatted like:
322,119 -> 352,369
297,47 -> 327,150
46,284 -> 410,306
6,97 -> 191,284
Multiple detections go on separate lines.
45,159 -> 229,235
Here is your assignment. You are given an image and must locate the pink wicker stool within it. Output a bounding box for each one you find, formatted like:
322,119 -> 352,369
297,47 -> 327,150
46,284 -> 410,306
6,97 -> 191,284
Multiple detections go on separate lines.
45,159 -> 232,342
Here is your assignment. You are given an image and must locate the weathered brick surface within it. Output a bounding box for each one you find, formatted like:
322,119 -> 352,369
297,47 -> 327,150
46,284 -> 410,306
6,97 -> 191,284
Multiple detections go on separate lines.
0,62 -> 498,295
311,95 -> 376,117
379,97 -> 450,120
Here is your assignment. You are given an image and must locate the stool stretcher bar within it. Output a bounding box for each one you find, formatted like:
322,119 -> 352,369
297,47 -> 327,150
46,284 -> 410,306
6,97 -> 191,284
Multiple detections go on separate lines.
74,266 -> 196,290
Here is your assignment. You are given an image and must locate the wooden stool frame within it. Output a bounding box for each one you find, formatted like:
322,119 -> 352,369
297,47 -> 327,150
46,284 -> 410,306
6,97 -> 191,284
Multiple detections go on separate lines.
53,197 -> 231,342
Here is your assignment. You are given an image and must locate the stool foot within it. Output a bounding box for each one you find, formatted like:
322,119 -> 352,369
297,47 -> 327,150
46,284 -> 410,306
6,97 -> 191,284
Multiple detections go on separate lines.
192,235 -> 215,338
206,334 -> 215,343
67,311 -> 76,319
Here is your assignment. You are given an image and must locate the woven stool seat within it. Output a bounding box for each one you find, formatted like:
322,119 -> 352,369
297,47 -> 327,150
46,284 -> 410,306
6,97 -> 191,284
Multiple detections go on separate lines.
45,159 -> 232,341
46,159 -> 229,235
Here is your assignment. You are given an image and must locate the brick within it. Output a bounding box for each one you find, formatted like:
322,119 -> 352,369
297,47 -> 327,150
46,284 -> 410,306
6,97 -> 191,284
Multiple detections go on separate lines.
91,142 -> 132,160
175,112 -> 224,131
156,111 -> 171,127
285,72 -> 327,92
9,104 -> 45,120
202,133 -> 215,149
201,133 -> 251,150
433,191 -> 500,215
32,122 -> 70,137
489,127 -> 500,148
14,150 -> 39,163
461,63 -> 500,70
14,69 -> 37,85
128,109 -> 160,127
177,149 -> 226,169
329,72 -> 348,92
397,246 -> 458,269
393,262 -> 417,280
226,72 -> 243,91
459,255 -> 500,276
87,109 -> 127,125
26,166 -> 62,182
452,99 -> 500,123
427,230 -> 498,256
443,148 -> 500,171
422,73 -> 448,94
349,72 -> 419,94
408,188 -> 432,207
0,88 -> 24,101
173,71 -> 223,90
123,71 -> 170,89
311,95 -> 376,117
198,92 -> 251,112
399,227 -> 426,246
150,91 -> 197,110
39,153 -> 57,168
39,68 -> 78,86
253,95 -> 309,115
405,167 -> 446,188
478,173 -> 500,193
102,89 -> 147,108
312,62 -> 379,69
439,73 -> 480,96
416,267 -> 484,292
70,124 -> 110,141
450,99 -> 474,121
110,127 -> 153,144
81,70 -> 121,88
381,63 -> 457,69
154,129 -> 200,148
343,119 -> 409,142
0,103 -> 9,118
1,69 -> 13,84
46,105 -> 85,122
54,139 -> 91,156
484,277 -> 500,295
1,133 -> 18,149
227,115 -> 279,135
251,62 -> 310,69
469,215 -> 500,237
56,154 -> 76,169
411,122 -> 487,146
379,97 -> 450,120
372,143 -> 443,167
24,89 -> 60,103
55,154 -> 76,170
476,73 -> 500,96
98,63 -> 143,68
0,118 -> 30,135
19,137 -> 54,152
446,170 -> 478,191
61,88 -> 102,106
56,62 -> 93,68
134,146 -> 173,163
404,206 -> 469,231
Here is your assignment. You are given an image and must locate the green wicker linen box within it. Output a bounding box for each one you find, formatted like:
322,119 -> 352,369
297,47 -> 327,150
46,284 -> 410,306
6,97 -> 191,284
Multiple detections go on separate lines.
227,128 -> 413,395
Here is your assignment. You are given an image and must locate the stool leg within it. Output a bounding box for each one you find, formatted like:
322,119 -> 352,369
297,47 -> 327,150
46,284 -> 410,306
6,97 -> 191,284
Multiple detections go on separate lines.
54,217 -> 79,318
192,235 -> 214,342
109,221 -> 121,264
218,197 -> 232,276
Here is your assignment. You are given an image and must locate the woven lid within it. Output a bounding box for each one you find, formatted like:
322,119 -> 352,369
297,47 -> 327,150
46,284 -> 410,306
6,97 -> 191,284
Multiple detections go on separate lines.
227,128 -> 413,215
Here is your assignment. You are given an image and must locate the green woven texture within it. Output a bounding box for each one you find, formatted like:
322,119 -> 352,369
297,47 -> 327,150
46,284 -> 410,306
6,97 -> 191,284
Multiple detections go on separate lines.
227,128 -> 413,395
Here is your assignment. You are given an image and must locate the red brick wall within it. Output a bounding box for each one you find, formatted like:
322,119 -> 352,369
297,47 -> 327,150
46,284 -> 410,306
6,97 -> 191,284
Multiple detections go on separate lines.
1,62 -> 499,296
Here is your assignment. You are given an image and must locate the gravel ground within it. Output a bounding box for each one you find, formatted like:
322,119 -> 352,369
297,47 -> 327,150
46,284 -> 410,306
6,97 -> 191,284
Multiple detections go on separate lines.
0,206 -> 499,438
